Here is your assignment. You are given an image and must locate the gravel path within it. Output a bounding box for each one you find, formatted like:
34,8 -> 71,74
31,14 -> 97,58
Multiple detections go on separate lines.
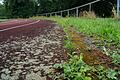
0,20 -> 67,80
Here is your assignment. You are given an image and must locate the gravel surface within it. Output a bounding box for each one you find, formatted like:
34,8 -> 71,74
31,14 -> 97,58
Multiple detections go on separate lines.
0,20 -> 67,80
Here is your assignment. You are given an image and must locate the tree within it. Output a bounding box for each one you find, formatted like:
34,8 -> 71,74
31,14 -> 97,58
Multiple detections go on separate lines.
3,0 -> 116,18
36,0 -> 116,17
4,0 -> 37,18
0,3 -> 6,18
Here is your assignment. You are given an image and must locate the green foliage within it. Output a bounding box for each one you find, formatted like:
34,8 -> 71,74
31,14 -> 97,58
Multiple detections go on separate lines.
47,17 -> 120,80
63,54 -> 92,80
37,0 -> 70,14
37,0 -> 115,17
54,54 -> 120,80
52,17 -> 120,44
104,49 -> 120,65
64,37 -> 76,54
4,0 -> 37,18
2,0 -> 116,18
112,53 -> 120,64
107,69 -> 120,80
0,3 -> 6,19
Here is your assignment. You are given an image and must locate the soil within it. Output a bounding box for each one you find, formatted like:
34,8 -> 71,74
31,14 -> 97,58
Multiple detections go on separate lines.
68,27 -> 120,69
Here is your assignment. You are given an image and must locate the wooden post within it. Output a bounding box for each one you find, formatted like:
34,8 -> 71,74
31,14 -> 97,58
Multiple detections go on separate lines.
68,10 -> 70,17
45,14 -> 47,17
117,0 -> 120,17
55,13 -> 57,16
61,11 -> 63,17
89,4 -> 92,11
50,13 -> 52,17
76,8 -> 79,17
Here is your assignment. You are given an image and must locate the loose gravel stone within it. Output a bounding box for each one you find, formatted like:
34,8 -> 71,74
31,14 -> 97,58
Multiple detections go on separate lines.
33,67 -> 40,73
22,72 -> 27,75
26,73 -> 46,80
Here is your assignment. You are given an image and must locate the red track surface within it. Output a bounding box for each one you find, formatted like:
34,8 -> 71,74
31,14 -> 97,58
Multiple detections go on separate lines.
0,20 -> 35,30
0,19 -> 67,80
0,19 -> 54,42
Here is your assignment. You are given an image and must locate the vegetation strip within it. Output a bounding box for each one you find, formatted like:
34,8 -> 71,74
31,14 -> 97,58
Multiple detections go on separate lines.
37,17 -> 120,80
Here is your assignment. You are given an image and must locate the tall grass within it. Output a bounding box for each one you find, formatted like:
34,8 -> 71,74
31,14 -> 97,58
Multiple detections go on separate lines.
50,17 -> 120,80
50,17 -> 120,44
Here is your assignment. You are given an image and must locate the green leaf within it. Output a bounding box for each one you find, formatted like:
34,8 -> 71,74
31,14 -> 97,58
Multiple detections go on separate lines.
107,69 -> 117,79
84,77 -> 92,80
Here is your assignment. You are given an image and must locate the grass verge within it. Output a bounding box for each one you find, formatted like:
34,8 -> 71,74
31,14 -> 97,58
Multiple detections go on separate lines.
31,16 -> 120,80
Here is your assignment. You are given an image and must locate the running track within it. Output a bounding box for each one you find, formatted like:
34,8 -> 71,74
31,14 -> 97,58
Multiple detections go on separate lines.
0,19 -> 54,42
0,19 -> 67,80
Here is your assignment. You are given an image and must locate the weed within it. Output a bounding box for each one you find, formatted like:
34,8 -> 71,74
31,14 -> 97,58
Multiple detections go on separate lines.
54,54 -> 120,80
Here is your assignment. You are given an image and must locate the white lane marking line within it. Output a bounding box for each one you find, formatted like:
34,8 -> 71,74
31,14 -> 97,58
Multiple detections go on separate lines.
0,20 -> 40,32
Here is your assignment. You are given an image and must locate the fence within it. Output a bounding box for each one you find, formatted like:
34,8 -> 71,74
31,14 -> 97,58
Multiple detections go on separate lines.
38,0 -> 101,17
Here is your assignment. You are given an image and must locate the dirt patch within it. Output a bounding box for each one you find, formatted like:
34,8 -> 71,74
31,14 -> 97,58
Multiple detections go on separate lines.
68,27 -> 120,69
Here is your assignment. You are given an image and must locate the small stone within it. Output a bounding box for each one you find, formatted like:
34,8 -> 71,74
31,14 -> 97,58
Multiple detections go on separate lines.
17,65 -> 24,69
49,63 -> 53,65
25,67 -> 31,70
23,63 -> 30,67
44,56 -> 51,59
1,74 -> 6,79
18,61 -> 24,64
5,70 -> 11,74
16,70 -> 22,74
20,54 -> 26,57
15,52 -> 21,55
26,73 -> 46,80
49,52 -> 53,56
22,72 -> 27,75
6,60 -> 10,63
1,73 -> 11,80
34,56 -> 39,59
44,59 -> 48,61
29,59 -> 36,63
9,62 -> 14,65
2,69 -> 11,74
33,67 -> 40,73
10,65 -> 16,70
33,62 -> 40,66
25,57 -> 29,60
31,66 -> 36,69
1,73 -> 6,79
10,75 -> 19,80
54,58 -> 60,63
34,53 -> 39,56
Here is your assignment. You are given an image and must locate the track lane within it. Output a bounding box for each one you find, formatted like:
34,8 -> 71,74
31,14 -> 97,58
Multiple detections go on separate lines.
0,20 -> 54,42
0,20 -> 37,30
0,19 -> 67,80
0,20 -> 39,32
